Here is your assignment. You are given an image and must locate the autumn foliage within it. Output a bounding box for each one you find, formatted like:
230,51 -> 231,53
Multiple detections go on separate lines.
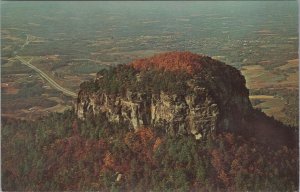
131,51 -> 215,74
2,110 -> 298,191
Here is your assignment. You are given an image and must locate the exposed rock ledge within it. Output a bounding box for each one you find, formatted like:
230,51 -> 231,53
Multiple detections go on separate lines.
76,52 -> 252,138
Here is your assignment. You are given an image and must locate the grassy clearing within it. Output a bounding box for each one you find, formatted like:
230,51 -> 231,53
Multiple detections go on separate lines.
249,95 -> 274,99
254,97 -> 286,120
276,59 -> 298,70
241,65 -> 286,89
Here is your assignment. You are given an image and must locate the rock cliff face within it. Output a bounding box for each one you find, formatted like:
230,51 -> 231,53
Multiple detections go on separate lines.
76,52 -> 252,138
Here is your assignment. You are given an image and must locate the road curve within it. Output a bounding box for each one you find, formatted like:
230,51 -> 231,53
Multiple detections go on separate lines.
16,56 -> 77,98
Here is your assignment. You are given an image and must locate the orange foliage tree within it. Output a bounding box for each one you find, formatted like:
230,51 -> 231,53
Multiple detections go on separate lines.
131,51 -> 216,74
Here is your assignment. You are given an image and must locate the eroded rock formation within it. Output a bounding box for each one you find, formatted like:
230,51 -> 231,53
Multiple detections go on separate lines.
76,52 -> 252,138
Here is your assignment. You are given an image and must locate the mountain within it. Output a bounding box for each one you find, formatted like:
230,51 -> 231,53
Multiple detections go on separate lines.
76,51 -> 296,147
2,52 -> 298,191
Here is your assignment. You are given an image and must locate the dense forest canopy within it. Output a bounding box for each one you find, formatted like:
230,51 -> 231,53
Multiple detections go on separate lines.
2,109 -> 298,191
131,51 -> 213,74
80,64 -> 190,96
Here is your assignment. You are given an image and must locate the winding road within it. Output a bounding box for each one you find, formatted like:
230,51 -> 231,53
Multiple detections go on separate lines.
16,56 -> 77,98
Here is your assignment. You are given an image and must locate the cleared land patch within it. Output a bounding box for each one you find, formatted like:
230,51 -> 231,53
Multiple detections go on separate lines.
241,65 -> 286,89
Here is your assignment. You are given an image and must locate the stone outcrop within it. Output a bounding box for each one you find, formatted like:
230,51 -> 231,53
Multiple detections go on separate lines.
76,52 -> 253,138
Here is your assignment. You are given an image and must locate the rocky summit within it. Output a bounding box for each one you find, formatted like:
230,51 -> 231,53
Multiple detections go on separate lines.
76,52 -> 253,139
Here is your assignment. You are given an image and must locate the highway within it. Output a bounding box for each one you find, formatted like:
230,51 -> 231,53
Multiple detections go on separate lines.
16,56 -> 77,98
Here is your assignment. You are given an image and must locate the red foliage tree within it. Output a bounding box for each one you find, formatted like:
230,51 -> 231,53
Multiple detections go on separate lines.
130,51 -> 215,74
